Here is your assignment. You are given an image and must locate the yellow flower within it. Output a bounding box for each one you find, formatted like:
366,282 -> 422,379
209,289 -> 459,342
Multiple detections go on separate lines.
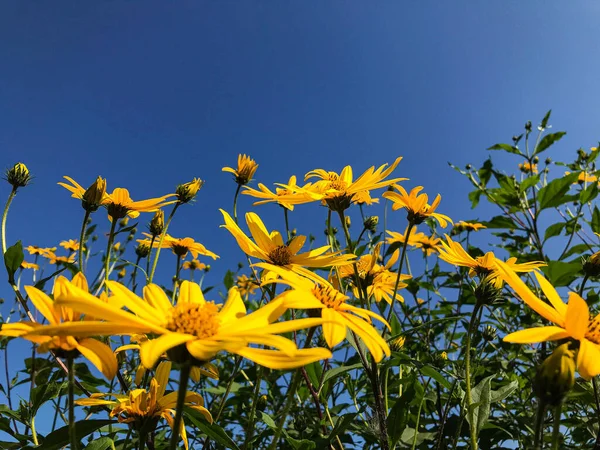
58,176 -> 109,212
75,361 -> 212,450
453,221 -> 486,233
383,186 -> 452,227
138,233 -> 219,260
302,157 -> 405,211
0,274 -> 118,378
496,260 -> 600,380
265,266 -> 391,362
242,176 -> 320,211
42,252 -> 76,265
237,274 -> 259,297
60,239 -> 81,252
20,261 -> 39,271
222,154 -> 259,185
386,229 -> 441,256
437,235 -> 545,288
221,210 -> 355,282
176,178 -> 204,204
37,280 -> 332,370
518,162 -> 538,174
182,259 -> 208,271
26,245 -> 56,256
564,171 -> 598,184
390,336 -> 406,351
338,243 -> 410,304
105,188 -> 175,220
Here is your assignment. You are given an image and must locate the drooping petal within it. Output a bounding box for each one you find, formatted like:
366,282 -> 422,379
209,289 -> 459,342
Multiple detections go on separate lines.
565,293 -> 590,340
178,281 -> 205,305
24,285 -> 60,324
140,334 -> 195,369
107,281 -> 162,323
235,347 -> 332,370
218,287 -> 246,323
77,338 -> 118,379
577,339 -> 600,380
155,361 -> 172,399
321,309 -> 347,348
534,272 -> 567,317
143,284 -> 173,314
503,326 -> 569,344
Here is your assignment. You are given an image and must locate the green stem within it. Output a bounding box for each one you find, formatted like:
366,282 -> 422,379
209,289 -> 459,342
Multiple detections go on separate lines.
1,186 -> 17,255
68,355 -> 78,450
170,362 -> 191,450
146,235 -> 156,278
551,403 -> 562,450
411,379 -> 432,450
233,183 -> 242,224
172,254 -> 182,302
30,416 -> 39,445
385,221 -> 415,327
243,365 -> 265,450
464,303 -> 481,450
149,203 -> 180,284
269,369 -> 302,450
78,210 -> 91,273
104,219 -> 118,291
533,400 -> 546,449
138,429 -> 147,450
283,207 -> 291,243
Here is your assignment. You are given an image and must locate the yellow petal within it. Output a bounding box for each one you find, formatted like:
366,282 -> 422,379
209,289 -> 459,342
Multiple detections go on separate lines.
565,293 -> 590,340
107,281 -> 162,323
143,284 -> 172,314
76,338 -> 118,379
23,321 -> 154,337
218,287 -> 247,323
534,271 -> 567,317
322,309 -> 347,348
577,339 -> 600,380
178,280 -> 205,305
235,347 -> 332,370
245,212 -> 276,253
503,326 -> 569,343
140,333 -> 195,368
155,361 -> 172,399
24,285 -> 60,324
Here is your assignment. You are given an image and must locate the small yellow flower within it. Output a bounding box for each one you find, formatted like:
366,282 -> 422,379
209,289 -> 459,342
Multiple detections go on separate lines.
390,336 -> 405,351
182,259 -> 208,271
6,162 -> 31,188
105,188 -> 175,220
75,361 -> 212,450
222,154 -> 259,185
176,178 -> 203,204
564,171 -> 598,184
383,186 -> 452,227
242,176 -> 320,211
20,261 -> 39,271
42,252 -> 76,265
26,246 -> 57,256
60,239 -> 81,252
518,162 -> 538,174
138,233 -> 219,260
58,176 -> 109,212
236,274 -> 259,297
453,221 -> 486,233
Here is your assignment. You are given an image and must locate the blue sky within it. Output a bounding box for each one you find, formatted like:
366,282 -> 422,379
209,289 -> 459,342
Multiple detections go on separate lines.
1,1 -> 599,436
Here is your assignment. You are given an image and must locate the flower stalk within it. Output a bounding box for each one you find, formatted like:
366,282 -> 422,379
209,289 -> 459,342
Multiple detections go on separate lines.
170,362 -> 192,450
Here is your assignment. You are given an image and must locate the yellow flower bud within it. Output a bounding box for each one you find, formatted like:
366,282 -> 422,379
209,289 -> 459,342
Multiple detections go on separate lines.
534,343 -> 576,407
390,336 -> 405,351
135,243 -> 151,258
176,178 -> 204,204
149,210 -> 164,237
6,162 -> 31,188
82,176 -> 106,212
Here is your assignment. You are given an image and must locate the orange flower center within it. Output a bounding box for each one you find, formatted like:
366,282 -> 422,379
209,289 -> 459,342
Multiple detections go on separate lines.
166,302 -> 220,338
586,315 -> 600,344
312,285 -> 347,310
268,245 -> 292,266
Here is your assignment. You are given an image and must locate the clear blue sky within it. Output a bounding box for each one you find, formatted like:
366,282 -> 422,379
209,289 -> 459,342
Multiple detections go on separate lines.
1,0 -> 600,439
1,1 -> 599,303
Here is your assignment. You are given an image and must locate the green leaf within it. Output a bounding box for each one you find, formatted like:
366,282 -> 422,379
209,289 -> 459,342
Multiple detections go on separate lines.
33,266 -> 68,290
487,143 -> 522,155
489,380 -> 518,403
468,190 -> 483,209
3,240 -> 24,283
185,407 -> 240,450
580,182 -> 599,204
38,420 -> 115,450
114,223 -> 138,235
387,384 -> 414,446
318,363 -> 363,394
592,206 -> 600,234
543,222 -> 566,242
259,412 -> 315,450
468,375 -> 494,435
537,172 -> 580,211
560,244 -> 589,261
478,159 -> 493,186
534,131 -> 566,155
328,413 -> 357,442
223,270 -> 235,290
30,380 -> 65,417
481,216 -> 517,230
83,437 -> 114,450
519,174 -> 540,193
540,110 -> 552,129
420,365 -> 453,390
543,261 -> 582,287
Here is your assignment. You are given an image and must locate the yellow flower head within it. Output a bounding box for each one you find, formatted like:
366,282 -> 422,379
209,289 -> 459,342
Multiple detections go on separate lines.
242,176 -> 320,211
518,162 -> 538,174
265,266 -> 391,362
303,157 -> 405,212
37,279 -> 332,370
564,171 -> 598,184
534,343 -> 575,406
0,274 -> 117,378
222,154 -> 259,185
383,185 -> 452,227
182,259 -> 208,271
453,221 -> 486,233
20,261 -> 39,271
386,229 -> 441,256
42,252 -> 76,265
60,239 -> 81,252
26,245 -> 57,256
58,176 -> 109,212
6,162 -> 31,188
176,178 -> 204,204
75,361 -> 212,450
221,210 -> 355,282
497,260 -> 600,380
105,188 -> 175,220
236,274 -> 259,297
138,233 -> 219,260
149,210 -> 165,237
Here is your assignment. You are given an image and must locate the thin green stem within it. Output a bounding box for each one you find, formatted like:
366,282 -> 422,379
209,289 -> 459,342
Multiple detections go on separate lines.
551,403 -> 562,450
1,187 -> 17,255
464,303 -> 481,450
78,210 -> 91,273
243,366 -> 265,450
411,379 -> 432,450
68,355 -> 78,450
138,429 -> 147,450
104,219 -> 118,291
269,369 -> 303,450
385,221 -> 415,327
146,235 -> 156,277
30,415 -> 39,446
172,254 -> 182,302
149,203 -> 180,284
170,362 -> 191,450
533,400 -> 546,449
233,183 -> 242,224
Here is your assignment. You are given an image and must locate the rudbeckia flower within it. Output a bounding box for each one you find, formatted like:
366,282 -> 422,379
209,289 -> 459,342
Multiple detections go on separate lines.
386,229 -> 441,256
496,260 -> 600,380
0,274 -> 118,379
221,210 -> 355,282
138,233 -> 219,260
20,261 -> 40,271
382,185 -> 452,227
236,274 -> 259,297
104,188 -> 175,220
182,259 -> 208,271
437,235 -> 545,288
60,239 -> 81,252
453,221 -> 486,233
242,176 -> 320,211
75,361 -> 212,450
301,157 -> 405,211
42,252 -> 76,265
26,245 -> 56,256
222,154 -> 259,185
34,280 -> 332,370
263,265 -> 391,362
339,243 -> 410,304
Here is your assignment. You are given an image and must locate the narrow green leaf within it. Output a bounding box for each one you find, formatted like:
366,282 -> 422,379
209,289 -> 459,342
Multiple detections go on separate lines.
487,143 -> 522,155
3,240 -> 24,283
223,270 -> 235,290
543,261 -> 582,286
540,110 -> 552,129
38,420 -> 115,450
387,384 -> 414,446
318,363 -> 363,393
420,365 -> 453,390
83,437 -> 114,450
185,407 -> 240,450
592,206 -> 600,234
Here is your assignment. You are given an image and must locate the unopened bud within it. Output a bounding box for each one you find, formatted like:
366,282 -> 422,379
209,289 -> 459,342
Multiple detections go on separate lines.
119,217 -> 129,228
149,210 -> 164,237
534,343 -> 575,406
390,336 -> 405,351
135,243 -> 151,259
545,157 -> 552,165
482,325 -> 497,342
82,176 -> 106,212
345,216 -> 351,229
6,163 -> 31,189
364,216 -> 379,233
176,178 -> 203,204
583,252 -> 600,278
